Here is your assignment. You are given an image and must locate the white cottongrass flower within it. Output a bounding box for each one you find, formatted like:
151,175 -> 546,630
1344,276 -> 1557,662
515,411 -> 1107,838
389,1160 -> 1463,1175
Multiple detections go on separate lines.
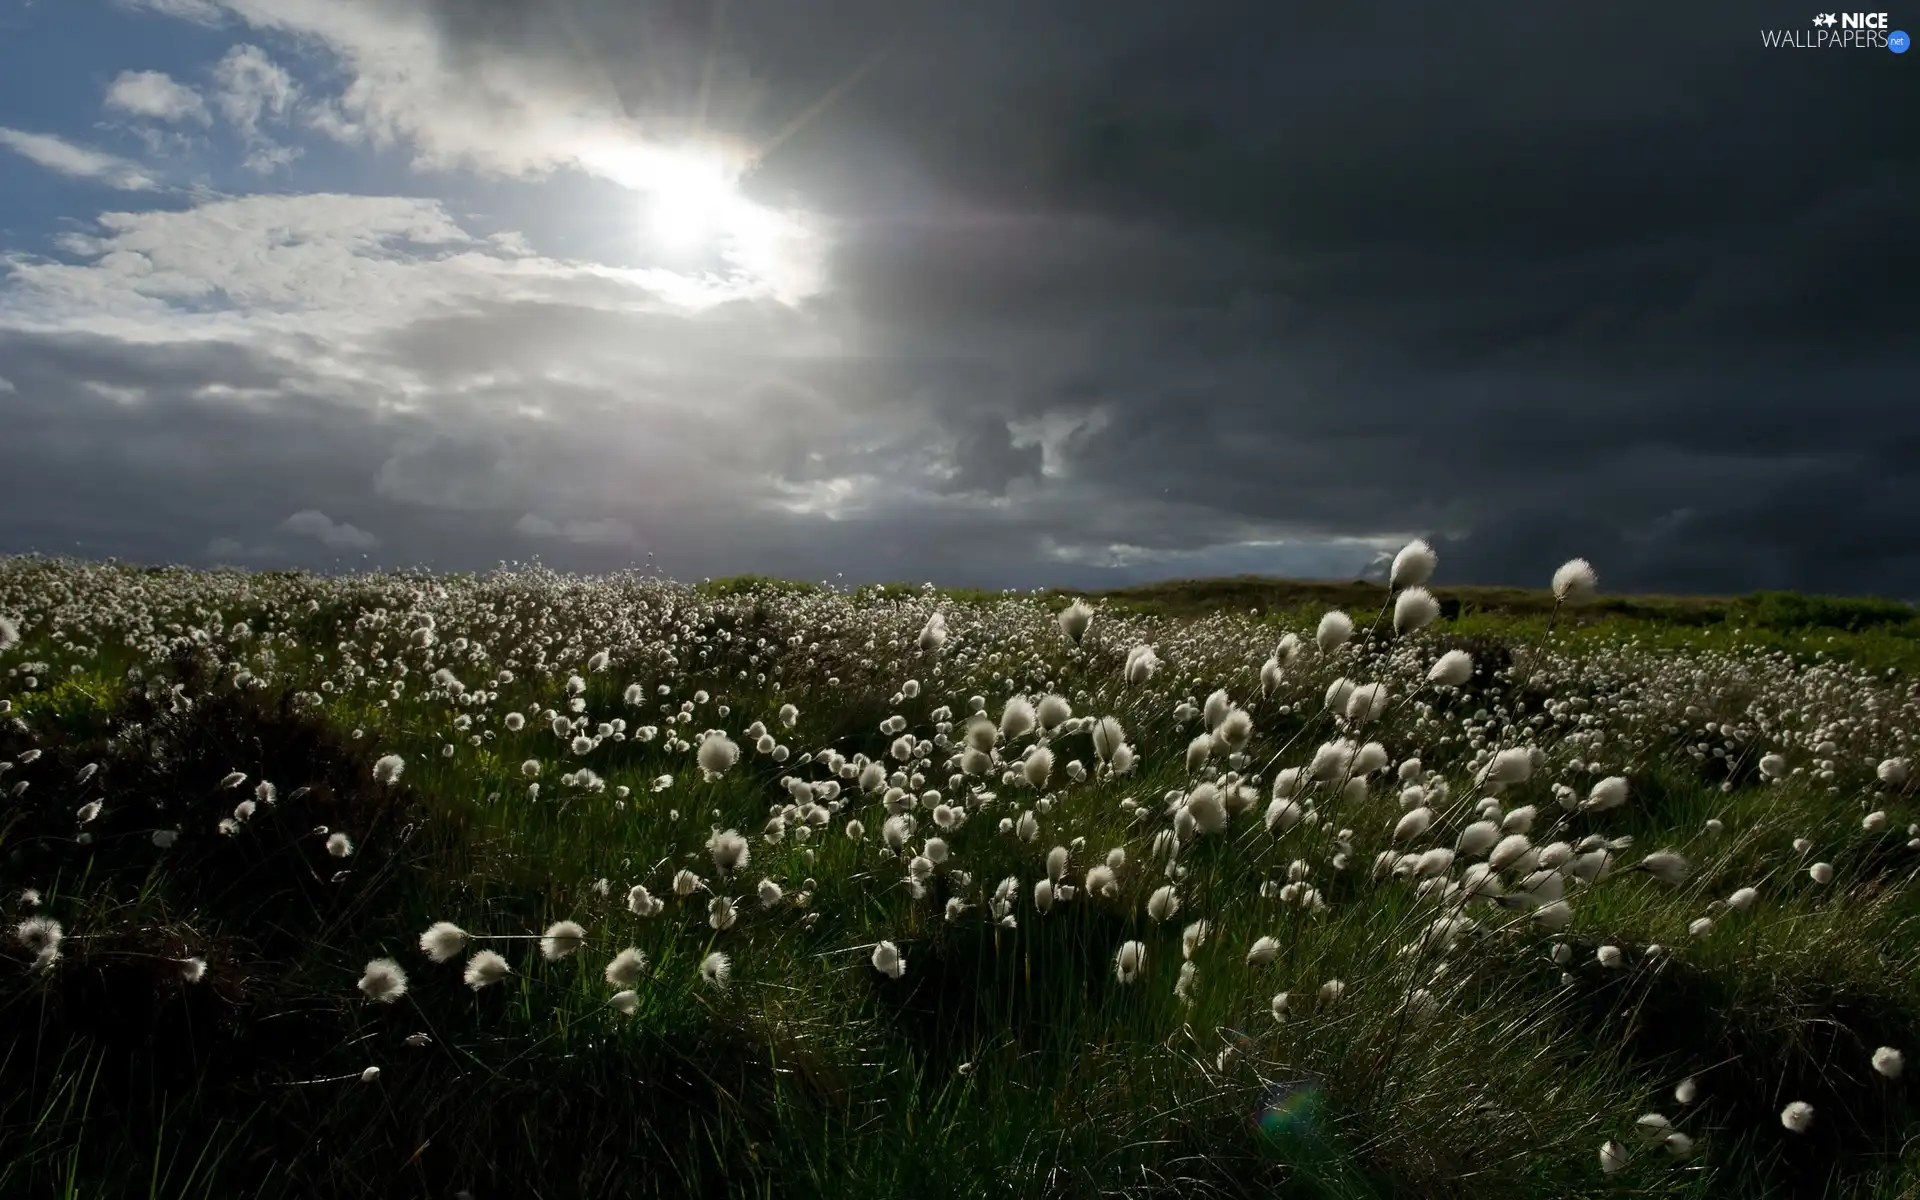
326,832 -> 354,858
1391,539 -> 1438,589
708,896 -> 737,931
871,940 -> 906,979
540,920 -> 587,960
1780,1100 -> 1815,1133
1246,936 -> 1280,968
1725,887 -> 1759,913
1876,757 -> 1910,786
1552,558 -> 1599,601
1393,588 -> 1440,635
1146,885 -> 1180,921
1635,849 -> 1691,885
757,878 -> 784,907
357,958 -> 408,1003
610,989 -> 640,1014
699,950 -> 732,989
604,948 -> 649,987
1124,644 -> 1162,685
218,771 -> 247,790
698,734 -> 740,778
628,885 -> 665,917
14,917 -> 63,972
373,755 -> 405,784
419,922 -> 469,963
1114,940 -> 1146,984
1584,776 -> 1629,811
180,957 -> 207,983
1000,695 -> 1036,740
1871,1046 -> 1904,1078
1186,784 -> 1229,835
1393,807 -> 1433,842
1182,920 -> 1211,960
1022,746 -> 1053,789
361,1066 -> 382,1084
1316,610 -> 1354,654
1485,747 -> 1534,784
464,949 -> 510,990
1344,683 -> 1388,724
1428,649 -> 1473,687
707,828 -> 751,873
1035,694 -> 1072,730
1058,599 -> 1094,644
1808,861 -> 1835,884
1634,1113 -> 1673,1143
1675,1077 -> 1699,1105
1599,1140 -> 1628,1175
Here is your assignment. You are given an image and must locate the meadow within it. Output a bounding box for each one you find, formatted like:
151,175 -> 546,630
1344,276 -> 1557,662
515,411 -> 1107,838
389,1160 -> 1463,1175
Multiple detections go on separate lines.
1,547 -> 1917,1199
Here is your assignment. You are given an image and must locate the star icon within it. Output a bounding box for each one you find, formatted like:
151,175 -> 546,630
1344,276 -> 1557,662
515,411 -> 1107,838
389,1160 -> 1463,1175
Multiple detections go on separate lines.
1813,12 -> 1838,25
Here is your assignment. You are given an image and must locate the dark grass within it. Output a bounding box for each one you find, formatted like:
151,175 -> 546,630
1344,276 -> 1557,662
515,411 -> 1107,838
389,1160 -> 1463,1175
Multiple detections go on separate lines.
2,568 -> 1919,1198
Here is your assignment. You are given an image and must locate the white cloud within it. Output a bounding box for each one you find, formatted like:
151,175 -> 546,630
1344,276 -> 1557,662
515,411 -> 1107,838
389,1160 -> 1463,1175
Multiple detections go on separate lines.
0,376 -> 15,393
515,513 -> 640,546
280,508 -> 378,548
105,70 -> 211,125
136,0 -> 825,301
0,128 -> 156,190
0,190 -> 866,546
119,0 -> 227,22
1,192 -> 776,344
213,44 -> 302,172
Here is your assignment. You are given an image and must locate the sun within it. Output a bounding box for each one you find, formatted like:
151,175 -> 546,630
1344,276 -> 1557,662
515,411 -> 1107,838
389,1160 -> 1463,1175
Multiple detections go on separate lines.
643,147 -> 740,251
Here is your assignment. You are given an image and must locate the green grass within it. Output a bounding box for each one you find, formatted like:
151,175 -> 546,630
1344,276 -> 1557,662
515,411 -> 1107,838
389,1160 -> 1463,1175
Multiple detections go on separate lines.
1,562 -> 1917,1198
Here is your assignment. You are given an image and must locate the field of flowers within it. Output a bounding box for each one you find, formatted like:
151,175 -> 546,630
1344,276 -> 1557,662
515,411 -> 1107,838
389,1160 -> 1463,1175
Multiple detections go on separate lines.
2,546 -> 1917,1199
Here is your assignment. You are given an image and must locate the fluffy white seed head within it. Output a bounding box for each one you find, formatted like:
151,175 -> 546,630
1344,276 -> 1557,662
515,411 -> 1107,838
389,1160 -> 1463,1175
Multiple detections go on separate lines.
1316,610 -> 1354,655
419,921 -> 468,963
464,949 -> 510,989
871,940 -> 906,979
1393,587 -> 1440,635
358,958 -> 408,1003
1872,1046 -> 1904,1078
1391,539 -> 1438,590
1058,599 -> 1095,644
540,920 -> 587,960
1552,558 -> 1599,601
1428,649 -> 1473,687
605,947 -> 649,987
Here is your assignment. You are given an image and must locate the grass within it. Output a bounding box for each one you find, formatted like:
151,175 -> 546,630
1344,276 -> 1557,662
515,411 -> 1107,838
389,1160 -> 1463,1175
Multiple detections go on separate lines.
1,560 -> 1917,1198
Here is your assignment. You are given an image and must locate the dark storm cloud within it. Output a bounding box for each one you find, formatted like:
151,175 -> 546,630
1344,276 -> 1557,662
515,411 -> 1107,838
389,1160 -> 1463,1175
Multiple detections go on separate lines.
398,0 -> 1920,590
7,0 -> 1916,593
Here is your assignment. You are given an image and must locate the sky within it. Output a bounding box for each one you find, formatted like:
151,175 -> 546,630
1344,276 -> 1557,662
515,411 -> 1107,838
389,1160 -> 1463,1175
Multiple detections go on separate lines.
0,0 -> 1914,595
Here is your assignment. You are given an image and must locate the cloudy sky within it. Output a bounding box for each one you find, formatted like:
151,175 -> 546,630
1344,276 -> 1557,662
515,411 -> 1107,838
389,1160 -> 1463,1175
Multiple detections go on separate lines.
0,0 -> 1914,594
